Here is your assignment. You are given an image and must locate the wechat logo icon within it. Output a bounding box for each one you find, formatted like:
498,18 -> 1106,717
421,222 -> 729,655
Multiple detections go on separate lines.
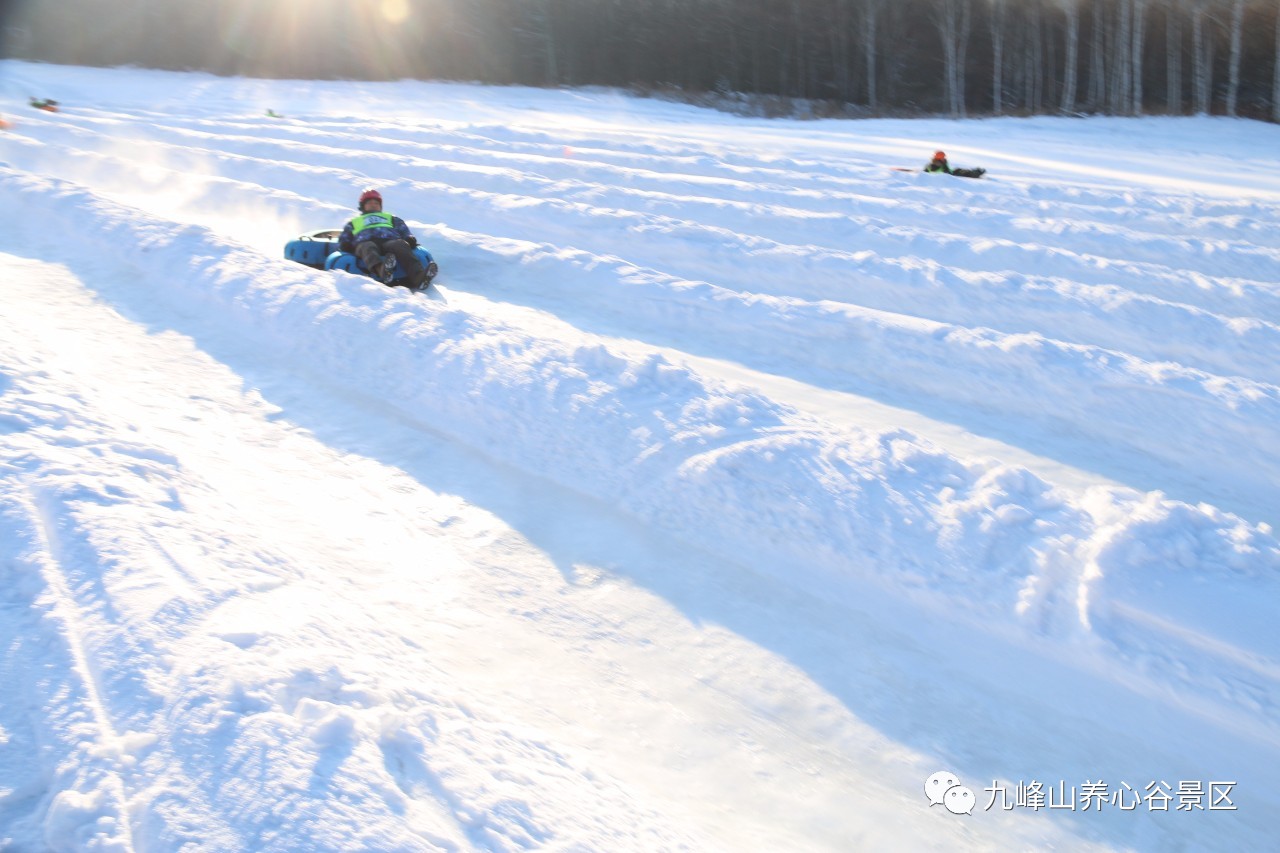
925,770 -> 975,815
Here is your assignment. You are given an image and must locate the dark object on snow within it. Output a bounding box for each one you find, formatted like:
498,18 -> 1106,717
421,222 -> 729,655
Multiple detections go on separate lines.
925,150 -> 985,179
29,97 -> 59,112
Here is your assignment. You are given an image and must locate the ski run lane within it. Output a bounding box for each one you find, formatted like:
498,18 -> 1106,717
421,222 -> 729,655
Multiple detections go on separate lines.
1,254 -> 1125,851
2,63 -> 1279,851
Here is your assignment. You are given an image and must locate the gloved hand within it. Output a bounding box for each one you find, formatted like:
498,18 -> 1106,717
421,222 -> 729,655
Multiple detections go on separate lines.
406,236 -> 418,248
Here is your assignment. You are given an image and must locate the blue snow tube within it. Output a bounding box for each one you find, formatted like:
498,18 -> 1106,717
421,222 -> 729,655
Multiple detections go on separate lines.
285,228 -> 437,285
284,229 -> 341,268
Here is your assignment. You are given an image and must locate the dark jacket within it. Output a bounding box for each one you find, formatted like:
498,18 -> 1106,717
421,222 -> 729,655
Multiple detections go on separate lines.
338,211 -> 415,253
925,158 -> 985,179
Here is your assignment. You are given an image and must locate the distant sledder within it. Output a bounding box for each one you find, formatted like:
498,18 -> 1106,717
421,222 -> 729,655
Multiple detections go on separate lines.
925,150 -> 985,179
284,188 -> 438,292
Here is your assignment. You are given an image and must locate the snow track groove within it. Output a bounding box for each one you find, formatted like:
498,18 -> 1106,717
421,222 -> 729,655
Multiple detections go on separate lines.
25,110 -> 1280,292
3,166 -> 1279,751
5,80 -> 1280,686
19,109 -> 1280,318
7,105 -> 1280,519
4,67 -> 1280,851
0,490 -> 138,851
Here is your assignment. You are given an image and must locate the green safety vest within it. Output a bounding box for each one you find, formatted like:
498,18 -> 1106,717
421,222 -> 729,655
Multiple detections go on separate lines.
351,212 -> 396,235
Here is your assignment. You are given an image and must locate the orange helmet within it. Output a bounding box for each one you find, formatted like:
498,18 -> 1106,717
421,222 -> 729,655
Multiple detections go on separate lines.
358,188 -> 382,211
933,151 -> 946,160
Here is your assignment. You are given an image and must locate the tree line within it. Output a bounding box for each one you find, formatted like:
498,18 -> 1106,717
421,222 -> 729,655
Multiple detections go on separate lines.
5,0 -> 1279,119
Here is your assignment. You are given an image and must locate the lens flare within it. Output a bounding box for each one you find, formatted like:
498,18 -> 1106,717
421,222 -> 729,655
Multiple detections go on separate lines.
380,0 -> 410,25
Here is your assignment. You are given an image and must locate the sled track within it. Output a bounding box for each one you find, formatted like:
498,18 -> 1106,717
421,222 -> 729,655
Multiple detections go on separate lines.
7,104 -> 1280,522
4,69 -> 1280,852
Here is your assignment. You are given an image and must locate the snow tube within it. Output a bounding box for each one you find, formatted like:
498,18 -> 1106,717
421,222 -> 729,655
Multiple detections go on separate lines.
284,229 -> 341,268
284,228 -> 437,285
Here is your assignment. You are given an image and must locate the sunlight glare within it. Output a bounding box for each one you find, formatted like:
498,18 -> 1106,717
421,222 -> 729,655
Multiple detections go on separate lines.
380,0 -> 410,25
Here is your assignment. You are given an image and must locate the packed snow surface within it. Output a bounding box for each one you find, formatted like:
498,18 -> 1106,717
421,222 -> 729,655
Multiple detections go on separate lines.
1,62 -> 1279,852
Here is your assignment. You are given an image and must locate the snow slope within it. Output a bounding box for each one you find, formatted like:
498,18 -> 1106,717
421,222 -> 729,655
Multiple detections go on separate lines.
1,62 -> 1278,852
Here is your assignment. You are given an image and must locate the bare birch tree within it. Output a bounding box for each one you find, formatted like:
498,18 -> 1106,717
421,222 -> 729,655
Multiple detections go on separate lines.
1108,0 -> 1132,111
1190,0 -> 1215,114
1088,0 -> 1108,108
1057,0 -> 1081,112
1026,1 -> 1046,112
1224,0 -> 1245,115
989,0 -> 1009,113
933,0 -> 974,115
1167,0 -> 1184,113
1131,0 -> 1147,114
861,0 -> 883,112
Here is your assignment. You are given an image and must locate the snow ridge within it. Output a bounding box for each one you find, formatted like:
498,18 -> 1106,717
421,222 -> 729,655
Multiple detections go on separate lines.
3,166 -> 1276,750
3,64 -> 1280,850
8,106 -> 1280,518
